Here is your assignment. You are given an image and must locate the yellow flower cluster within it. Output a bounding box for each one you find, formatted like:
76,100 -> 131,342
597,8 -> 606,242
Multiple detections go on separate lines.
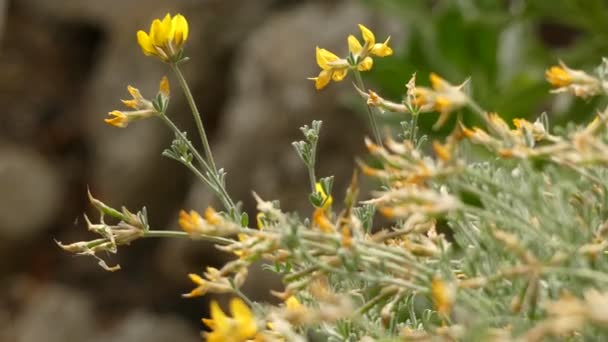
411,73 -> 468,129
310,24 -> 392,90
137,13 -> 189,62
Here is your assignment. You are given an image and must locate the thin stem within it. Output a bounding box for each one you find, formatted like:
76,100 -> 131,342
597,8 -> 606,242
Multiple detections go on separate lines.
159,113 -> 236,213
171,63 -> 218,173
410,112 -> 419,146
353,70 -> 383,147
308,135 -> 318,193
143,229 -> 233,245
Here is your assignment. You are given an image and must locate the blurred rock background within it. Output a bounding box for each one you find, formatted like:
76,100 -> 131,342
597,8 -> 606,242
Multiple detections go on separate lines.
1,0 -> 607,340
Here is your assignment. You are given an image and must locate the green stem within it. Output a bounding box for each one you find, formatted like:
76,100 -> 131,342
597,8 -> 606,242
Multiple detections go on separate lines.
158,113 -> 236,213
171,63 -> 218,173
143,229 -> 233,245
353,70 -> 383,147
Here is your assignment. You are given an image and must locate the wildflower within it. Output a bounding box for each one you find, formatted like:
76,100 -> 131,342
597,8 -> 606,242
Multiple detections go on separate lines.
202,298 -> 258,342
545,61 -> 601,98
137,13 -> 189,62
412,73 -> 468,129
105,77 -> 169,128
309,24 -> 392,90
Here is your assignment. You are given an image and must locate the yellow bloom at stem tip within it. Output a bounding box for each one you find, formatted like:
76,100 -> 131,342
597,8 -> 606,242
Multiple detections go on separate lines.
310,24 -> 392,90
203,298 -> 258,342
137,13 -> 189,62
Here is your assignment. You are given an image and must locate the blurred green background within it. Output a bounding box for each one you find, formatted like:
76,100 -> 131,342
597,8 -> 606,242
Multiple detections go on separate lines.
367,0 -> 608,137
1,0 -> 608,341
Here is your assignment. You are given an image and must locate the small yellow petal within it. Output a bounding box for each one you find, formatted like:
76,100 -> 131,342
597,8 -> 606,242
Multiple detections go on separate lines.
371,37 -> 393,57
347,35 -> 363,55
310,69 -> 332,90
150,19 -> 166,46
187,273 -> 205,285
229,298 -> 257,339
358,56 -> 374,71
172,14 -> 189,47
105,111 -> 128,128
161,13 -> 174,43
358,24 -> 376,47
315,182 -> 333,209
210,300 -> 229,327
121,99 -> 138,109
316,47 -> 339,70
136,31 -> 157,56
332,68 -> 348,82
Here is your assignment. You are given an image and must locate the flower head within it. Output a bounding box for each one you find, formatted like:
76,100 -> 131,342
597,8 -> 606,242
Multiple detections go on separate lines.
411,73 -> 468,129
202,298 -> 258,342
105,77 -> 169,128
310,24 -> 392,90
545,61 -> 600,98
137,13 -> 189,62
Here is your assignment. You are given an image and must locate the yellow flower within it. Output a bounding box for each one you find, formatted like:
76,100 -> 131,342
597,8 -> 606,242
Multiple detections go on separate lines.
315,182 -> 333,209
105,77 -> 169,128
545,65 -> 572,87
309,24 -> 392,90
545,61 -> 601,98
411,73 -> 468,129
202,298 -> 258,342
137,13 -> 189,62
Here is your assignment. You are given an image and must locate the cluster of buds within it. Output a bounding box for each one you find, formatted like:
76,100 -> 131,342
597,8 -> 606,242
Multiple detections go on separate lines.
368,185 -> 459,219
105,76 -> 170,128
545,60 -> 605,99
309,24 -> 392,90
183,265 -> 248,298
357,73 -> 469,129
463,110 -> 608,168
360,136 -> 462,186
56,191 -> 148,271
178,207 -> 240,237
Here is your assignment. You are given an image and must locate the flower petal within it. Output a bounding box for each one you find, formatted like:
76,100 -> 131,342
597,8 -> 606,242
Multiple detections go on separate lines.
347,35 -> 363,55
316,47 -> 339,70
161,13 -> 174,43
230,298 -> 257,339
332,68 -> 348,81
172,14 -> 189,47
358,56 -> 373,71
150,19 -> 166,46
209,300 -> 230,329
371,37 -> 393,57
358,24 -> 376,47
136,31 -> 157,56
